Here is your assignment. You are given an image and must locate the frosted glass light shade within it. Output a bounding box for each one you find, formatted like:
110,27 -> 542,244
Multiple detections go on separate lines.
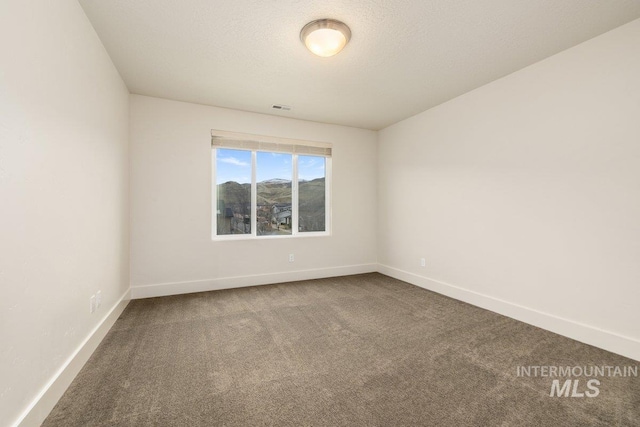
300,19 -> 351,57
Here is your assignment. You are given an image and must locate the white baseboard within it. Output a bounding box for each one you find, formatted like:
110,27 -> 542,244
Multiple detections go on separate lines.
377,264 -> 640,362
14,289 -> 131,427
130,264 -> 378,299
12,265 -> 639,427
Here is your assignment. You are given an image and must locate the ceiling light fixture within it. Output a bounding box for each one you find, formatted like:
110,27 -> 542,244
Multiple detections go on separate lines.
300,19 -> 351,57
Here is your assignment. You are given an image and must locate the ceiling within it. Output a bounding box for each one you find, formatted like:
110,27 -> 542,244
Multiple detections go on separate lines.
78,0 -> 640,130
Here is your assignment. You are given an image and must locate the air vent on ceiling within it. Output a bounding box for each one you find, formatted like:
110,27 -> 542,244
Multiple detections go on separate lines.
271,104 -> 292,111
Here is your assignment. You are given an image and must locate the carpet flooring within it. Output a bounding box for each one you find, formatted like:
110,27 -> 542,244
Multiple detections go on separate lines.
43,273 -> 639,426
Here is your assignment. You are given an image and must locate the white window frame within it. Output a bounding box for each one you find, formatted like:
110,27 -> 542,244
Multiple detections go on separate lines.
211,130 -> 332,240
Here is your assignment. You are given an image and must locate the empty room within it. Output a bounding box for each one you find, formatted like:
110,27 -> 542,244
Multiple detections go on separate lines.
2,0 -> 639,426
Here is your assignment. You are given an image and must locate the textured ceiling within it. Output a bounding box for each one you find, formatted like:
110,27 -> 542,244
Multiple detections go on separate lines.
78,0 -> 640,130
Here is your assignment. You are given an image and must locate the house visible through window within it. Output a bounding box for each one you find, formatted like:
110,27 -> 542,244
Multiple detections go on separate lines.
212,130 -> 331,238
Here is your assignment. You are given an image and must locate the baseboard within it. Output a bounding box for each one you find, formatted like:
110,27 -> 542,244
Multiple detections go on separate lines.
131,264 -> 378,299
14,288 -> 131,427
377,264 -> 640,362
11,266 -> 638,427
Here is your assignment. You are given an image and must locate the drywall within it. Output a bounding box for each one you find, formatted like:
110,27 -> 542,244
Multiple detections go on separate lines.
129,95 -> 377,297
0,1 -> 130,425
378,18 -> 640,360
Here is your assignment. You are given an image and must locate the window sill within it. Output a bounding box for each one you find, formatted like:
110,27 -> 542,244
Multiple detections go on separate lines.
211,232 -> 331,241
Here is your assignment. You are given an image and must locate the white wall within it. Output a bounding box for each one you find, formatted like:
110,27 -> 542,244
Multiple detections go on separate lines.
0,1 -> 130,425
2,4 -> 637,425
378,19 -> 640,360
130,95 -> 377,297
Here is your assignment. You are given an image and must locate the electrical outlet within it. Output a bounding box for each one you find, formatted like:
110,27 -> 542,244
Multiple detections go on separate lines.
96,290 -> 102,309
420,258 -> 426,267
289,253 -> 295,262
90,295 -> 96,314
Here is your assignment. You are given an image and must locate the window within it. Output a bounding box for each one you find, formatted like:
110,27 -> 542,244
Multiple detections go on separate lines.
212,130 -> 331,239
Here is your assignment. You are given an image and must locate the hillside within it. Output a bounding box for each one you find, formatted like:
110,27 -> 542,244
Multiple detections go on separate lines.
216,178 -> 325,233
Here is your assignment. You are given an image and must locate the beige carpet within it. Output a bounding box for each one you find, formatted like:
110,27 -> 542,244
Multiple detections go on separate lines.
43,273 -> 639,426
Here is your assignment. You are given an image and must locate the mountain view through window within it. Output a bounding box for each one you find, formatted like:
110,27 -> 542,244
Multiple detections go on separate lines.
215,148 -> 327,237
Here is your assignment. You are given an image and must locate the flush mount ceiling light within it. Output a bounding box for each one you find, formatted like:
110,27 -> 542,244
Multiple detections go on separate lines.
300,19 -> 351,57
